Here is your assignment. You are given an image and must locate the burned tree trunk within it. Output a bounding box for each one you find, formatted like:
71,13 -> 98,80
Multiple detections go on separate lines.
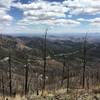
1,73 -> 5,97
82,34 -> 87,89
61,55 -> 66,87
24,61 -> 29,95
8,51 -> 12,96
36,73 -> 39,95
67,62 -> 70,92
42,28 -> 48,94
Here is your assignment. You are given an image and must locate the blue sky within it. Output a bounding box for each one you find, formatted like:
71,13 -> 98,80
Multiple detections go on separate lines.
0,0 -> 100,35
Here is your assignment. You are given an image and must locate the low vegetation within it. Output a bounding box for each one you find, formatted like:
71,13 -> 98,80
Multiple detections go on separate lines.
0,34 -> 100,100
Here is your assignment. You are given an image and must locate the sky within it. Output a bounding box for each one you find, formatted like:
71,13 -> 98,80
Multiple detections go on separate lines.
0,0 -> 100,35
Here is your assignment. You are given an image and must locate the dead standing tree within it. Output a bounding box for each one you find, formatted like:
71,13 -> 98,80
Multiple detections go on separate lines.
1,72 -> 5,97
8,47 -> 12,96
42,28 -> 48,95
61,55 -> 66,88
0,34 -> 5,96
24,59 -> 29,95
8,40 -> 17,96
82,33 -> 87,89
66,58 -> 70,92
24,54 -> 31,95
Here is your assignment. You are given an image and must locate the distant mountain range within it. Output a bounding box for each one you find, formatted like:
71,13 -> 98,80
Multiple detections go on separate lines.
1,32 -> 100,43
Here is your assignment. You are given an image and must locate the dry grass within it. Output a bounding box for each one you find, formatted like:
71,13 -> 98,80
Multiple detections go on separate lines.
0,95 -> 26,100
0,88 -> 100,100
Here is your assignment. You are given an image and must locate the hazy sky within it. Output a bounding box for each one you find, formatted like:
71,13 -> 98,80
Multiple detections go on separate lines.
0,0 -> 100,35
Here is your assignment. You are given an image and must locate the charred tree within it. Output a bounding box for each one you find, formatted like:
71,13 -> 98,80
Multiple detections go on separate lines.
42,28 -> 48,95
82,34 -> 87,89
8,51 -> 12,96
1,73 -> 5,97
61,55 -> 66,87
67,61 -> 70,92
24,60 -> 29,95
36,73 -> 39,95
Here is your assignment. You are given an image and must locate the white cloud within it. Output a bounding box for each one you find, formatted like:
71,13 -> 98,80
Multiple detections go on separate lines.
0,10 -> 13,24
24,10 -> 66,20
0,0 -> 100,34
17,17 -> 80,27
1,15 -> 13,21
63,0 -> 100,8
89,18 -> 100,26
52,19 -> 80,25
77,18 -> 86,21
0,0 -> 13,10
12,0 -> 100,25
63,0 -> 100,15
0,0 -> 14,29
12,0 -> 81,27
89,18 -> 100,23
12,1 -> 69,20
67,15 -> 72,18
0,10 -> 6,15
83,8 -> 100,14
77,17 -> 100,26
12,1 -> 68,12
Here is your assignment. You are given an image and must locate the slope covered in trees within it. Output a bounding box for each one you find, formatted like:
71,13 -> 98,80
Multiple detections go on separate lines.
0,34 -> 100,99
